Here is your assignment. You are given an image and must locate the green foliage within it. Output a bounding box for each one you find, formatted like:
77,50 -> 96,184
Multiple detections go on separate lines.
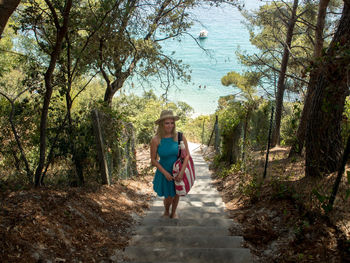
249,100 -> 271,149
239,1 -> 320,92
217,96 -> 244,136
215,95 -> 273,163
113,90 -> 194,144
224,162 -> 242,178
293,219 -> 311,242
239,173 -> 262,203
81,0 -> 200,97
280,101 -> 302,146
341,97 -> 350,143
0,57 -> 111,187
0,97 -> 40,182
181,114 -> 213,143
270,178 -> 293,200
312,188 -> 332,214
0,19 -> 22,76
221,71 -> 261,97
215,96 -> 245,164
346,171 -> 350,201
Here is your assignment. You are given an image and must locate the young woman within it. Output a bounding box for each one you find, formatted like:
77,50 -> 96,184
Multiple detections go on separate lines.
150,110 -> 190,218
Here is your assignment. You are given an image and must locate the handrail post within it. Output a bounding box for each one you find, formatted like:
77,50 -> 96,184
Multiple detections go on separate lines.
214,115 -> 220,153
263,106 -> 274,179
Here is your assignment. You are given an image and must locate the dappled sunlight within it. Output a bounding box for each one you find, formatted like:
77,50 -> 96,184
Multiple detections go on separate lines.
0,173 -> 154,262
206,146 -> 347,262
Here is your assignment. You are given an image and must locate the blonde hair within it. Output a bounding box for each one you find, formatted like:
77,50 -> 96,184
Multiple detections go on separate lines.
156,119 -> 177,141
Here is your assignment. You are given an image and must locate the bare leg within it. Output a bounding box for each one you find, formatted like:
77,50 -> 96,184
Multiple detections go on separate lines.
170,195 -> 180,218
163,197 -> 173,217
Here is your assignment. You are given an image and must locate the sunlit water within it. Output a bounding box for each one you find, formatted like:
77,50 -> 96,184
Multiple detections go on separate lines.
123,0 -> 264,116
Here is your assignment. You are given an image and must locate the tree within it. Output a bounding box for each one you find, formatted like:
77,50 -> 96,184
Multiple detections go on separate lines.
238,0 -> 317,136
0,19 -> 42,183
113,90 -> 193,144
305,0 -> 350,177
289,0 -> 331,157
0,0 -> 21,39
0,70 -> 33,181
96,0 -> 199,106
221,71 -> 261,162
216,95 -> 244,164
17,0 -> 74,186
50,1 -> 122,185
271,0 -> 299,146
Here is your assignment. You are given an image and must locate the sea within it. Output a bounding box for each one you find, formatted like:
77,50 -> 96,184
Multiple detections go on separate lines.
123,0 -> 265,117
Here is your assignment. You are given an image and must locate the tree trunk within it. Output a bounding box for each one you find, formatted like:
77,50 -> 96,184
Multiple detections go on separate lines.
103,75 -> 127,106
241,107 -> 251,163
288,77 -> 315,156
0,0 -> 21,39
66,34 -> 84,186
0,90 -> 33,182
34,0 -> 72,186
99,37 -> 130,106
305,1 -> 350,177
289,0 -> 330,157
66,82 -> 85,186
314,0 -> 332,58
271,0 -> 299,147
222,122 -> 242,165
100,0 -> 172,106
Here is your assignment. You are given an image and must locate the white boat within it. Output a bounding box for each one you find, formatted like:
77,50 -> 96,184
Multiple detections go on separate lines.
199,29 -> 208,39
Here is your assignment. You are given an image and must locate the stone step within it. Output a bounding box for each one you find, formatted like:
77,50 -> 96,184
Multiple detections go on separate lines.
188,192 -> 219,196
144,210 -> 229,220
193,169 -> 211,174
148,205 -> 226,214
190,185 -> 215,189
134,225 -> 230,236
129,235 -> 244,248
190,183 -> 216,188
181,193 -> 222,199
188,184 -> 216,189
179,198 -> 223,204
152,187 -> 219,194
190,186 -> 217,191
189,190 -> 220,195
190,184 -> 217,188
192,176 -> 213,180
124,147 -> 252,263
124,247 -> 252,263
152,199 -> 225,208
152,193 -> 222,201
127,262 -> 182,263
139,217 -> 233,227
180,176 -> 212,180
151,190 -> 220,197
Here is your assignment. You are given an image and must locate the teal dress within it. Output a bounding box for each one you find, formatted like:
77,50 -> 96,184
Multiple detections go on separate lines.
153,137 -> 179,198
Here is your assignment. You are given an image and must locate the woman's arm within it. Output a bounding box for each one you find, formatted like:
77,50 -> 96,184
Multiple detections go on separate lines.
175,135 -> 191,182
150,136 -> 173,181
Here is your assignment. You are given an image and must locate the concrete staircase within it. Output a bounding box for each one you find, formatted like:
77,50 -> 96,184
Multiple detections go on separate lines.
124,144 -> 252,263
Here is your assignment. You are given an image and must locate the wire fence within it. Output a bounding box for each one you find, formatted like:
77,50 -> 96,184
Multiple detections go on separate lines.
204,104 -> 275,178
91,109 -> 137,185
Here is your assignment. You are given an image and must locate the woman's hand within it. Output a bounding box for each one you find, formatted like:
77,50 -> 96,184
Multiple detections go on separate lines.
164,172 -> 174,181
175,172 -> 183,182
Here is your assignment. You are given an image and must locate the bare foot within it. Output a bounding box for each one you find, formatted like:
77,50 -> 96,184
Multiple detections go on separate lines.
170,213 -> 178,219
162,213 -> 170,218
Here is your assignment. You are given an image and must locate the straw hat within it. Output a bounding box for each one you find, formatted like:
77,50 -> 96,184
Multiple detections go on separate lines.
155,110 -> 180,124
